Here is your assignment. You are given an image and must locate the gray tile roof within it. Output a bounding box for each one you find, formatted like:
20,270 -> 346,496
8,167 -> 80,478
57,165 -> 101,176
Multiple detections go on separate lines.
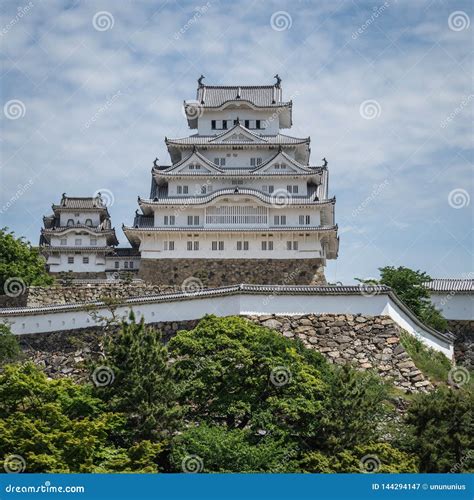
424,279 -> 474,293
139,188 -> 334,206
196,85 -> 287,108
166,133 -> 309,146
53,196 -> 106,210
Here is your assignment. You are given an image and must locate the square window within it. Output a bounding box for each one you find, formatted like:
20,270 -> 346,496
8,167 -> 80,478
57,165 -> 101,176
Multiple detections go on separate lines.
261,241 -> 267,251
60,238 -> 67,246
115,261 -> 119,269
124,262 -> 129,268
183,186 -> 189,194
243,241 -> 249,250
193,241 -> 199,251
187,241 -> 193,251
130,262 -> 134,269
212,241 -> 217,251
83,257 -> 89,264
237,241 -> 242,251
218,241 -> 224,250
68,256 -> 74,264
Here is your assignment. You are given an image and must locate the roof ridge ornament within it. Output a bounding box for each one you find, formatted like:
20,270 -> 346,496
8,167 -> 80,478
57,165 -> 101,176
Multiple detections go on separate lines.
322,157 -> 328,167
197,74 -> 205,87
153,157 -> 159,168
274,74 -> 281,88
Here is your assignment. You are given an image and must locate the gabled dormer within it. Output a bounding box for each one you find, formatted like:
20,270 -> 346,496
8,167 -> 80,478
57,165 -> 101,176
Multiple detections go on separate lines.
251,149 -> 312,174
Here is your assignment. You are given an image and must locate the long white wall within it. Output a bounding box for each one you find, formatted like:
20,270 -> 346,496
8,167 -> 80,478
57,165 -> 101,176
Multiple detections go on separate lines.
1,290 -> 453,358
429,293 -> 473,321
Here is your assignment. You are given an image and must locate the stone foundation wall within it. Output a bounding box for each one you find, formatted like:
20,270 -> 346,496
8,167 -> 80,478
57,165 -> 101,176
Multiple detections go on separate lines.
448,320 -> 473,369
19,313 -> 432,392
248,314 -> 432,392
138,258 -> 326,287
26,283 -> 178,307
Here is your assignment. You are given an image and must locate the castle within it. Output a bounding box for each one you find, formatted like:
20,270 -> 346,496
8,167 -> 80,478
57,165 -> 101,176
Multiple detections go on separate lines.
40,77 -> 338,285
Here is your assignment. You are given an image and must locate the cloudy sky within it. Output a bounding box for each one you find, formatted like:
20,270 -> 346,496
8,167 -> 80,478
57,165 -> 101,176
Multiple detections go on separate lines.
1,0 -> 472,283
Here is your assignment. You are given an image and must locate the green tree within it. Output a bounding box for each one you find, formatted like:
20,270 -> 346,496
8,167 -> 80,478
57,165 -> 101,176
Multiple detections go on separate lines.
169,315 -> 327,437
0,227 -> 53,293
357,266 -> 448,331
0,324 -> 20,365
170,424 -> 298,473
401,387 -> 474,472
0,363 -> 158,473
313,365 -> 392,452
97,312 -> 182,443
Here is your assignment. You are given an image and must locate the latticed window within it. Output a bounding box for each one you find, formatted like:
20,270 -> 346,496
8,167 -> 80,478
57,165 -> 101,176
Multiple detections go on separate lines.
206,205 -> 267,225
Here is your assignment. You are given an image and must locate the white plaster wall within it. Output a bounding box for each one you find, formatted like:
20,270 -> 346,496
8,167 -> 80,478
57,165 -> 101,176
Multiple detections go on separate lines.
47,253 -> 107,273
198,110 -> 279,136
50,233 -> 107,247
59,212 -> 101,226
105,257 -> 141,271
138,232 -> 323,259
2,292 -> 452,357
429,293 -> 474,321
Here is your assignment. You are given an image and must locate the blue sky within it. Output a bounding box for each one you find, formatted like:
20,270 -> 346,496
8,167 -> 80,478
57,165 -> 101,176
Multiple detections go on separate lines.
1,0 -> 472,284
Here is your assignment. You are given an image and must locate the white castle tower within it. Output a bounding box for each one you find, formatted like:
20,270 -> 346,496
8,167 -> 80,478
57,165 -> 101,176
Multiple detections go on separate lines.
40,193 -> 119,275
124,76 -> 338,286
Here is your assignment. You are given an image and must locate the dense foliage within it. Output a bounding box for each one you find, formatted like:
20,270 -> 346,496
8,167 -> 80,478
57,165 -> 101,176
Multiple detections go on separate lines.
0,315 -> 471,473
357,266 -> 448,331
0,227 -> 53,293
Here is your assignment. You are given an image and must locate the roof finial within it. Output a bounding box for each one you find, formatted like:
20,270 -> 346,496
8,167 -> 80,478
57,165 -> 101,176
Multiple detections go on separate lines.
322,157 -> 328,167
198,74 -> 205,87
192,144 -> 197,152
235,116 -> 240,125
153,157 -> 159,168
274,74 -> 281,88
